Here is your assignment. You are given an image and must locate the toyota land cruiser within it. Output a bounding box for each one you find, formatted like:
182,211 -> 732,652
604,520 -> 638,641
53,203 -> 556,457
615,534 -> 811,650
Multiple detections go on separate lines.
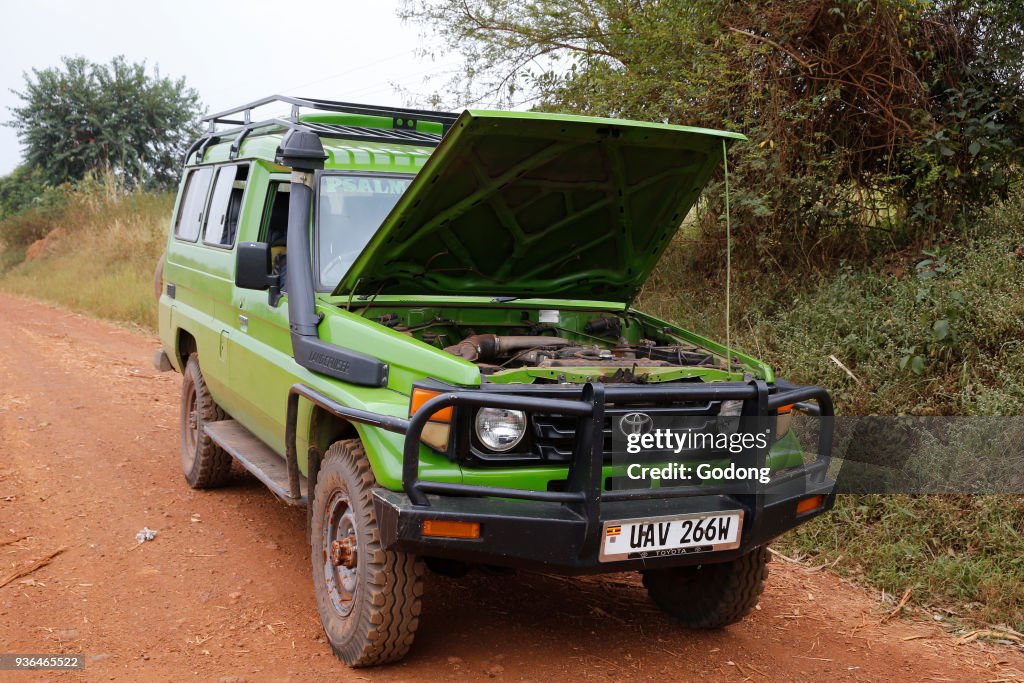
154,95 -> 836,667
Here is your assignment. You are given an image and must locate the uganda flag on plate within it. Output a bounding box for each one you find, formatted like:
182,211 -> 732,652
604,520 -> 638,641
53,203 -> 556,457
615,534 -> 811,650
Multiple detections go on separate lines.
606,525 -> 622,542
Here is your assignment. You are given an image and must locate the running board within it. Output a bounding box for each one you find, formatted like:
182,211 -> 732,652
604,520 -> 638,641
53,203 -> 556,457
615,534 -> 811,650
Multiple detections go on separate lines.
204,420 -> 308,506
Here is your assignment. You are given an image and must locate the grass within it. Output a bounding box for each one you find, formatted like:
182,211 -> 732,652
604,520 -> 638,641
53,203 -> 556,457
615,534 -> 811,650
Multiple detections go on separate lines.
642,194 -> 1024,417
777,495 -> 1024,630
638,194 -> 1024,630
0,178 -> 171,329
2,179 -> 1022,630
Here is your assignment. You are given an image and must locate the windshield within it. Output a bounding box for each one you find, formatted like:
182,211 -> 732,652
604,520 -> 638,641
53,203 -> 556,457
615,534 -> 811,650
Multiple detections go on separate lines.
317,174 -> 414,289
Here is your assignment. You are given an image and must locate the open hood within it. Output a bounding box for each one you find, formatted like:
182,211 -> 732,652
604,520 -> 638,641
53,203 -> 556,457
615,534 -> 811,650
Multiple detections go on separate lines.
335,110 -> 744,303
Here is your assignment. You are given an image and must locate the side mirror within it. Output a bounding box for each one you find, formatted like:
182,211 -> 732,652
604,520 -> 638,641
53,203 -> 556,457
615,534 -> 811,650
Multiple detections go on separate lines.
235,242 -> 275,290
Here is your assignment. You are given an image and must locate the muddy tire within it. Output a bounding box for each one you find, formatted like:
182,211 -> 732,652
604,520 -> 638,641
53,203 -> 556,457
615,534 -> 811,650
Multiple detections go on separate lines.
642,546 -> 769,628
311,439 -> 424,667
179,353 -> 232,489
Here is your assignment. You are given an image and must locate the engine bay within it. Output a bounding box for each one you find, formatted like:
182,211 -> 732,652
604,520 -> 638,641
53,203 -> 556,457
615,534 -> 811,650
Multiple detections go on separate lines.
348,303 -> 735,384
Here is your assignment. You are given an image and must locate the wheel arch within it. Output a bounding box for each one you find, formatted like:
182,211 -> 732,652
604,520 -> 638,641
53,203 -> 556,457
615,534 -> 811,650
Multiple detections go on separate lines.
302,406 -> 362,534
176,328 -> 198,370
308,405 -> 361,456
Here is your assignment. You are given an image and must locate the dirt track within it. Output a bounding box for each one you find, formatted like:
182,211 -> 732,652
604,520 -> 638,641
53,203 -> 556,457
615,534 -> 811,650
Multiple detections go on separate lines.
0,293 -> 1021,682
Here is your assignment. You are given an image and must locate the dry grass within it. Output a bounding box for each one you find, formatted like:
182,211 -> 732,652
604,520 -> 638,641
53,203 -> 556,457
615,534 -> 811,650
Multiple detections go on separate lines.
0,178 -> 171,330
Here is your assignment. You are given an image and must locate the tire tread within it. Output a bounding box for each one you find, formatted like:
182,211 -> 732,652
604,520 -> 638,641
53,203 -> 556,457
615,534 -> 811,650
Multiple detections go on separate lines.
642,546 -> 770,628
181,353 -> 232,489
314,440 -> 423,667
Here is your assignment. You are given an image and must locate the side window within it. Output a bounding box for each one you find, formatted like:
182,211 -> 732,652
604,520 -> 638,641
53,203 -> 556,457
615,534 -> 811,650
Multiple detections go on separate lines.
203,164 -> 249,247
260,182 -> 291,246
259,182 -> 292,287
174,166 -> 214,242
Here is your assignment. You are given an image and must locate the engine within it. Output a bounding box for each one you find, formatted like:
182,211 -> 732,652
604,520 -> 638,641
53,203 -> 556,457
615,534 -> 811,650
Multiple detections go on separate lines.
442,333 -> 715,375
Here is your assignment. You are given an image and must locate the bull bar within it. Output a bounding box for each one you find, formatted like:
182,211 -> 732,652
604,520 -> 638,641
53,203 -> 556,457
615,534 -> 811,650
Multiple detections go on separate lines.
286,379 -> 836,572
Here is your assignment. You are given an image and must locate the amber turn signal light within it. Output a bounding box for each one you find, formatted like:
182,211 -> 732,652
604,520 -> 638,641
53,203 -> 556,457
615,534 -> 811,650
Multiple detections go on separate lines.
410,387 -> 453,422
796,495 -> 825,515
775,403 -> 795,439
421,520 -> 481,539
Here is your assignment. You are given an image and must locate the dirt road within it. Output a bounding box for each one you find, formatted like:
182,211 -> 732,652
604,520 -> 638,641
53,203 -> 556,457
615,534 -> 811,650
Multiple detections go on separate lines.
0,293 -> 1021,682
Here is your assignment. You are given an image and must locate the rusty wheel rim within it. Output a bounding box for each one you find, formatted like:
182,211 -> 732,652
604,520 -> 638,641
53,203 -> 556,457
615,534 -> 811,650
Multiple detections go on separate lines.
323,490 -> 359,618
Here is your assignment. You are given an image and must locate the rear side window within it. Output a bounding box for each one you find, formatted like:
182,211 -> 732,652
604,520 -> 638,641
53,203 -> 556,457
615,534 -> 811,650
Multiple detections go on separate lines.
203,165 -> 249,247
174,167 -> 214,241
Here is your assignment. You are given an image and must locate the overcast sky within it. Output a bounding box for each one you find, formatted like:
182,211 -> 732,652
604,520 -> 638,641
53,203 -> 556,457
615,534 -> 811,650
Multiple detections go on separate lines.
0,0 -> 463,175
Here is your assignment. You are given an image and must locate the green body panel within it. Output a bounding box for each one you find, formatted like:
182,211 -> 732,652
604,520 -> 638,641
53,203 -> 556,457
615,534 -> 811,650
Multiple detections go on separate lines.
158,109 -> 792,498
299,112 -> 444,135
197,134 -> 434,176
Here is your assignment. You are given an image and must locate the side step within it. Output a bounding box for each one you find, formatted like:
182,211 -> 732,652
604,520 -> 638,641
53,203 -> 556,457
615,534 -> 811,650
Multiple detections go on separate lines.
204,420 -> 308,506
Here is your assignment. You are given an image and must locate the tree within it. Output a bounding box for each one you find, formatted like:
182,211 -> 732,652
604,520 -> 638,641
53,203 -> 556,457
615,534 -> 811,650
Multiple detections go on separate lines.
0,165 -> 45,221
401,0 -> 1024,267
7,56 -> 203,189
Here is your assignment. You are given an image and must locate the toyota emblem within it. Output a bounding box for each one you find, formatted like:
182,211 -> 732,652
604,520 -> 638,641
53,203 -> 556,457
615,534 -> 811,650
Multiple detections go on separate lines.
618,412 -> 654,436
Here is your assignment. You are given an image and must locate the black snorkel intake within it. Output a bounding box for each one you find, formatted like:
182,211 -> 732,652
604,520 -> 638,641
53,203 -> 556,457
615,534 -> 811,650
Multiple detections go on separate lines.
276,129 -> 389,387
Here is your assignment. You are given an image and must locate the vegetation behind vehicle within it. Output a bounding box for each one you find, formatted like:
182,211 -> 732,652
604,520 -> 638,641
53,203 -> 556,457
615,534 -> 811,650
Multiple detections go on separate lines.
403,0 -> 1024,269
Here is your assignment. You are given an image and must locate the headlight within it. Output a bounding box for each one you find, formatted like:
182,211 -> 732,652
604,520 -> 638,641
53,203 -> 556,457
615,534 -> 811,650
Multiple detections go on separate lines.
719,400 -> 743,417
718,400 -> 743,435
475,408 -> 526,452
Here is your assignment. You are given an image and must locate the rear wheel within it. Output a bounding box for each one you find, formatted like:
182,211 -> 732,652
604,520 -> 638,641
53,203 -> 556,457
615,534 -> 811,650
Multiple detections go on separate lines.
642,546 -> 770,628
179,353 -> 232,488
311,439 -> 424,667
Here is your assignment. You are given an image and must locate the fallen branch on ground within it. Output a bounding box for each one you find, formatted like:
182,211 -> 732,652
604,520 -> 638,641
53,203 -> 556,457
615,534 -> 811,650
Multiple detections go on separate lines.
882,587 -> 913,623
0,547 -> 65,589
768,547 -> 804,564
0,535 -> 28,547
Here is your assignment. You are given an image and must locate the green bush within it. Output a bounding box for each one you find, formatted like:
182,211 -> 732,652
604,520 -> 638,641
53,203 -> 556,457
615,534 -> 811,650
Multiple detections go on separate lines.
642,192 -> 1024,416
0,165 -> 49,221
641,193 -> 1024,627
0,188 -> 71,251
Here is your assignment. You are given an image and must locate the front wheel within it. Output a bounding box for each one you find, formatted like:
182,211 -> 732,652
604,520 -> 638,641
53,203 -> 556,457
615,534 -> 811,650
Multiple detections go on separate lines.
642,546 -> 770,628
310,439 -> 424,667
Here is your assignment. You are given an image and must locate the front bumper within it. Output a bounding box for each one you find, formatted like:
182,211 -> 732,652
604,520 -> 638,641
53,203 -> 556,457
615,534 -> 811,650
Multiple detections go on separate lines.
369,379 -> 835,573
373,473 -> 835,573
286,379 -> 834,573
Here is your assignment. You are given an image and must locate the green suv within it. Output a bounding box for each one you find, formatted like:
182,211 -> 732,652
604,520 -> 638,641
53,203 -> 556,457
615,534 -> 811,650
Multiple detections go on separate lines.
155,95 -> 835,667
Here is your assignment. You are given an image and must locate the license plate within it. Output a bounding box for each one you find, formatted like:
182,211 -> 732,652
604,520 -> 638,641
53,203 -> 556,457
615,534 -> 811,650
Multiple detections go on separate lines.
599,510 -> 744,562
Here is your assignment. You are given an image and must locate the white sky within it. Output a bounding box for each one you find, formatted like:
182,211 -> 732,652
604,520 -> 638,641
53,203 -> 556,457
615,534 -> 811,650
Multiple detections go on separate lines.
0,0 -> 463,175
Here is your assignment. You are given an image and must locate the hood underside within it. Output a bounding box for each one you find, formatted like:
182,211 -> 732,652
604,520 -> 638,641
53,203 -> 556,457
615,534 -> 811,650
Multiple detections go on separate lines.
335,110 -> 745,303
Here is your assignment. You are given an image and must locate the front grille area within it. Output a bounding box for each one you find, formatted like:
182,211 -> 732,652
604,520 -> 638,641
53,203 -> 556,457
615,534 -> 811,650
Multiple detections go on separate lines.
530,401 -> 723,464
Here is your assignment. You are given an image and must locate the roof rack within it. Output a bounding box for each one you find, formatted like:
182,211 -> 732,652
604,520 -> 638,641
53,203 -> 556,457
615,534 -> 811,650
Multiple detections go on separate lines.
185,94 -> 461,163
